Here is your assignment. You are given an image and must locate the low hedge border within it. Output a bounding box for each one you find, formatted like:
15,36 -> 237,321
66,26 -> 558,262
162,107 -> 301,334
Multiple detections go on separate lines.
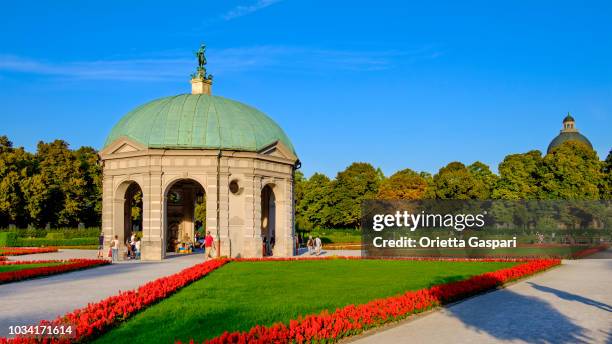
0,231 -> 99,248
13,238 -> 98,247
0,259 -> 109,285
0,247 -> 58,256
0,256 -> 560,344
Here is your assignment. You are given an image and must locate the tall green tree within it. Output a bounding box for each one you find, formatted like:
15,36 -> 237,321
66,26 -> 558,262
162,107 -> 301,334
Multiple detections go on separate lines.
377,168 -> 427,200
431,162 -> 487,199
602,149 -> 612,200
328,163 -> 381,228
74,146 -> 102,226
493,150 -> 543,200
296,173 -> 332,229
0,136 -> 34,227
35,140 -> 89,226
540,141 -> 604,200
468,161 -> 498,199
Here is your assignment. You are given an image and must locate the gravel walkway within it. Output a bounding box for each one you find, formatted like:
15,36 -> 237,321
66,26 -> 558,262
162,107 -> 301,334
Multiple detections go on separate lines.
351,250 -> 612,344
0,250 -> 207,337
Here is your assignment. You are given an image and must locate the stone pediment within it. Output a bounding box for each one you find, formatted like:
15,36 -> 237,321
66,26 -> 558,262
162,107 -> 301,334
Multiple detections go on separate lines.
113,143 -> 139,154
99,137 -> 146,158
258,140 -> 298,162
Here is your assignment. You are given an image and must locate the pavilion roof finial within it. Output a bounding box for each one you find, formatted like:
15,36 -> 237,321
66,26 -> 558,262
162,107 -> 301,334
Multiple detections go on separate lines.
191,43 -> 213,95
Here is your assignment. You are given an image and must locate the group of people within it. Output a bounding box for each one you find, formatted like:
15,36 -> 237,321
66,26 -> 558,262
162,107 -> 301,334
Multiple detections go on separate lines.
262,236 -> 275,256
99,229 -> 327,261
99,231 -> 141,262
306,235 -> 323,255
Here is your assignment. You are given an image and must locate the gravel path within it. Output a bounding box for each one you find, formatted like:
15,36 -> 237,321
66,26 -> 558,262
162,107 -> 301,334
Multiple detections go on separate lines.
0,250 -> 207,337
351,250 -> 612,344
4,249 -> 609,342
0,248 -> 359,337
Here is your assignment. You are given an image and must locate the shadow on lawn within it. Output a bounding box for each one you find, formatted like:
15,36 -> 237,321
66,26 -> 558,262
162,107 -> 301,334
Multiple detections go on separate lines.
445,288 -> 592,343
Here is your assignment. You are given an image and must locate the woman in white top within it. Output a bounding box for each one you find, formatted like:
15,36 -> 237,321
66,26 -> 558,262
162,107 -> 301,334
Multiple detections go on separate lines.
314,237 -> 322,256
111,235 -> 120,262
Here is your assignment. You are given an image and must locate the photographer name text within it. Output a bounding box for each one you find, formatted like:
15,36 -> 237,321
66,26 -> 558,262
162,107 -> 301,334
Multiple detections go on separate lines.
372,236 -> 517,250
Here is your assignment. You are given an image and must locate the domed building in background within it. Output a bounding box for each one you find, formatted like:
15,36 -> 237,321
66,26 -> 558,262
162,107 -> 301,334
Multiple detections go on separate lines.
100,45 -> 299,260
547,113 -> 593,154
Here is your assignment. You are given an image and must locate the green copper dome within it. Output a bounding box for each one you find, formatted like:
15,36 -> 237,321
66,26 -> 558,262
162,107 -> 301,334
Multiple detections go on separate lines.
547,132 -> 593,154
547,114 -> 593,154
105,94 -> 295,154
563,113 -> 575,123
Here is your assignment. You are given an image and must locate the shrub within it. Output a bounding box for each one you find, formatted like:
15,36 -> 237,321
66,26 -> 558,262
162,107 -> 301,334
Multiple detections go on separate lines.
0,232 -> 17,246
3,227 -> 100,239
14,237 -> 98,247
45,232 -> 64,240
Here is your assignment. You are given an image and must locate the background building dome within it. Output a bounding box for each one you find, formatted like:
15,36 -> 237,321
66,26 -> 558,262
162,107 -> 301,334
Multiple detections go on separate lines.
104,94 -> 295,154
547,132 -> 593,153
547,113 -> 592,154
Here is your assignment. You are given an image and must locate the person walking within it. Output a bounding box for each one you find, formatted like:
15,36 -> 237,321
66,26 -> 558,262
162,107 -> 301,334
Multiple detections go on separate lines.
129,231 -> 137,259
314,236 -> 322,256
111,235 -> 119,262
204,231 -> 216,259
307,236 -> 314,255
97,231 -> 105,258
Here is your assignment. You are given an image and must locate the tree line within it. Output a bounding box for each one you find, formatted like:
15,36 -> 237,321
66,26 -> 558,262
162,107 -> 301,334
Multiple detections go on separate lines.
0,135 -> 610,230
295,141 -> 611,230
0,136 -> 101,228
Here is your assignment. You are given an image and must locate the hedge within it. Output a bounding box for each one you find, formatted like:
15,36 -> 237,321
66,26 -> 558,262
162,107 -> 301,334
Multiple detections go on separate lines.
13,237 -> 98,247
0,232 -> 17,246
4,228 -> 101,239
0,228 -> 100,247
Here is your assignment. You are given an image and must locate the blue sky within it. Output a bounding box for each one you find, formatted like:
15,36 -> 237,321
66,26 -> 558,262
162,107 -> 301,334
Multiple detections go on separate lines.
1,0 -> 610,177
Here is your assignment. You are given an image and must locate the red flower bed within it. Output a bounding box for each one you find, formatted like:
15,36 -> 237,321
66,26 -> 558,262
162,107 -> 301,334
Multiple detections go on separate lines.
0,259 -> 109,285
0,256 -> 6,261
1,258 -> 230,344
572,244 -> 609,259
0,247 -> 58,256
195,258 -> 560,344
0,257 -> 559,344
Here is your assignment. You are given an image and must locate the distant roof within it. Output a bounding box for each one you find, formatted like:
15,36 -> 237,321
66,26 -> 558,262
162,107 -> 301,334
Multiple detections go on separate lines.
547,131 -> 593,154
563,113 -> 575,123
104,94 -> 295,154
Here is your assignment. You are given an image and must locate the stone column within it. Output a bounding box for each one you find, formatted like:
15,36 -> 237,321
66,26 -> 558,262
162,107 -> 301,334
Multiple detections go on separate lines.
218,158 -> 231,256
101,176 -> 114,255
142,171 -> 163,261
242,174 -> 261,257
112,196 -> 126,260
276,177 -> 295,257
205,172 -> 219,256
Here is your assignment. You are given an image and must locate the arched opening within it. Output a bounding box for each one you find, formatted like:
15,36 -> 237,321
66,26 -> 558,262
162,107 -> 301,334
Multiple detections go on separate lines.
261,185 -> 276,256
164,179 -> 206,257
113,181 -> 143,260
124,182 -> 143,241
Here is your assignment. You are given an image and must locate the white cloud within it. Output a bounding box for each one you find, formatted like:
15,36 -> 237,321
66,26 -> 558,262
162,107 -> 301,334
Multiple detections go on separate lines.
0,45 -> 443,81
222,0 -> 283,21
0,55 -> 191,81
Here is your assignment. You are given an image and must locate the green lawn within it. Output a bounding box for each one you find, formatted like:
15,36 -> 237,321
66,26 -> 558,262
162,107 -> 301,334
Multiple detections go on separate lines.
96,259 -> 518,344
0,262 -> 66,273
306,229 -> 361,243
369,246 -> 589,258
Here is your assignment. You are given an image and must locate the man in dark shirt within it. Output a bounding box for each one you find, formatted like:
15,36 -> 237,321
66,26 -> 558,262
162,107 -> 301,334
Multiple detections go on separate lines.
97,231 -> 104,258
